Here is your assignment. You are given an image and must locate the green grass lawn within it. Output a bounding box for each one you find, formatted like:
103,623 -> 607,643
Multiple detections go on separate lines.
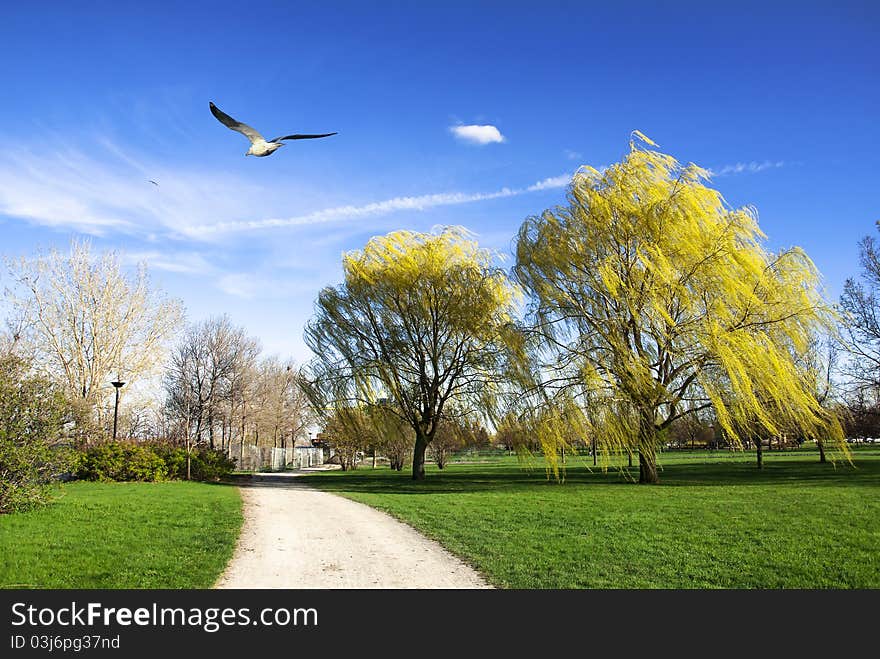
0,481 -> 242,589
303,446 -> 880,588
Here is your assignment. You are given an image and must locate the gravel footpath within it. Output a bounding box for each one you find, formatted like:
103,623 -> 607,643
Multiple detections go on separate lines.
215,473 -> 491,589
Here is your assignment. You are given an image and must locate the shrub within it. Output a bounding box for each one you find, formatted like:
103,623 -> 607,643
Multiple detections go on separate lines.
0,355 -> 73,514
77,442 -> 168,482
76,442 -> 234,483
151,444 -> 188,480
190,448 -> 236,481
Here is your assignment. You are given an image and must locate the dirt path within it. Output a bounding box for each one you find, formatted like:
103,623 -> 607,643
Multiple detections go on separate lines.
215,473 -> 491,589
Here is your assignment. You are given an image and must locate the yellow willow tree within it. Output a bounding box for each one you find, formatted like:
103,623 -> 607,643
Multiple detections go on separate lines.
513,132 -> 846,484
303,226 -> 521,480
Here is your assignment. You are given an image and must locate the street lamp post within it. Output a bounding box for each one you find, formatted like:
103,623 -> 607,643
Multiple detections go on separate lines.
111,380 -> 125,440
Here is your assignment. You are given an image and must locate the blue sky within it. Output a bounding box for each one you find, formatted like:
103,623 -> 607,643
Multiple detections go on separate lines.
1,1 -> 878,364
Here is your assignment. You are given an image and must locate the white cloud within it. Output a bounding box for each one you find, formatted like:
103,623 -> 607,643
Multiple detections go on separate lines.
191,189 -> 515,235
217,272 -> 317,299
710,160 -> 785,177
0,139 -> 302,240
449,124 -> 506,145
0,134 -> 573,241
122,250 -> 215,275
527,174 -> 571,191
564,149 -> 583,160
190,173 -> 573,236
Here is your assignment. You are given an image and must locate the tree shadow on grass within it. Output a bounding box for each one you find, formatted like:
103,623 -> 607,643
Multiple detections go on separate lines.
293,456 -> 880,495
645,457 -> 880,488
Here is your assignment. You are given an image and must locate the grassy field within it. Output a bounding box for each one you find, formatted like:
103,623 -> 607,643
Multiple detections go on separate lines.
0,481 -> 242,589
303,446 -> 880,588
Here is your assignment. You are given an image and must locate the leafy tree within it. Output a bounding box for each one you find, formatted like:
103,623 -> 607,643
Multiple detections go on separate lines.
366,404 -> 412,471
513,132 -> 845,483
494,412 -> 530,454
304,227 -> 520,480
321,407 -> 370,471
429,417 -> 465,469
468,423 -> 491,450
0,353 -> 73,513
383,432 -> 412,471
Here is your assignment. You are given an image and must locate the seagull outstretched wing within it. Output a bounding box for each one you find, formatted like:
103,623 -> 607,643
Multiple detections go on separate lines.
210,102 -> 265,144
271,132 -> 338,143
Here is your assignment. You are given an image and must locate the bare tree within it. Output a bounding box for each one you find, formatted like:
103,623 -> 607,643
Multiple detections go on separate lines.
163,317 -> 315,475
165,316 -> 266,448
254,358 -> 314,449
4,240 -> 183,442
840,231 -> 880,390
164,323 -> 210,478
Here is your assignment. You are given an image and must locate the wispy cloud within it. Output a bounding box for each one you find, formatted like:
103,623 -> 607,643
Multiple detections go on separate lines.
121,250 -> 216,275
564,149 -> 583,161
217,272 -> 319,299
449,124 -> 506,145
190,173 -> 573,236
710,160 -> 786,177
0,147 -> 137,235
527,174 -> 571,191
0,135 -> 572,241
0,138 -> 305,240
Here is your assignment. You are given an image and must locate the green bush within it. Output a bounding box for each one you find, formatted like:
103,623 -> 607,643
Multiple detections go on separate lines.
151,444 -> 188,480
76,442 -> 234,483
0,355 -> 73,514
190,448 -> 236,481
77,443 -> 168,482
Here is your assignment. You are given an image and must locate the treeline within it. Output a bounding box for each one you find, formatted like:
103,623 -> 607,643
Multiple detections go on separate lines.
163,315 -> 314,453
300,136 -> 876,483
5,134 -> 880,510
0,243 -> 312,512
320,404 -> 491,471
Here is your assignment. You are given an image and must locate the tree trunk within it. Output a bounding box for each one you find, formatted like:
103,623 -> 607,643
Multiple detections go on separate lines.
592,435 -> 597,466
756,436 -> 763,469
412,432 -> 428,481
817,438 -> 827,463
186,437 -> 192,481
638,410 -> 659,484
638,449 -> 658,483
208,409 -> 215,449
372,447 -> 377,468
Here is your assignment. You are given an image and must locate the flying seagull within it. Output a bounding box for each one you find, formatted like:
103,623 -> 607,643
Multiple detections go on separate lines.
148,179 -> 159,186
209,101 -> 337,157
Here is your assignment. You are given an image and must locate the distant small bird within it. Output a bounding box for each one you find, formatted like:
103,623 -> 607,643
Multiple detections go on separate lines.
209,101 -> 337,157
148,180 -> 159,186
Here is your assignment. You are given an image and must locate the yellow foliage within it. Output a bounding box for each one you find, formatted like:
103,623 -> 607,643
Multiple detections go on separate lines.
342,226 -> 520,322
305,226 -> 523,477
514,133 -> 847,477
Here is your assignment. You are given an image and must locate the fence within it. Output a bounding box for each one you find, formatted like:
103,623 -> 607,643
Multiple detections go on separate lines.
228,444 -> 325,472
